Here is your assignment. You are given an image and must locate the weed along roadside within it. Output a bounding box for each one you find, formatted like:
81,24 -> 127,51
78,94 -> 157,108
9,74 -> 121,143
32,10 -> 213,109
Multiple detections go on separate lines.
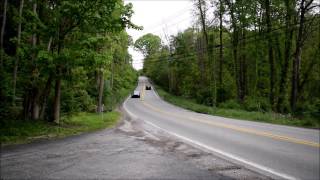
1,77 -> 137,146
0,112 -> 121,146
154,85 -> 320,129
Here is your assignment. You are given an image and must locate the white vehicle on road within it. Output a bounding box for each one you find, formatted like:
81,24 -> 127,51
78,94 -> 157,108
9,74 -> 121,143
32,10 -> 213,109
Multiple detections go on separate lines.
131,90 -> 140,98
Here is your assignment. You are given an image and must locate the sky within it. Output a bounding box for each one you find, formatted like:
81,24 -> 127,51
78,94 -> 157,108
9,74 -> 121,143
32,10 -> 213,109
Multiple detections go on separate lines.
125,0 -> 194,70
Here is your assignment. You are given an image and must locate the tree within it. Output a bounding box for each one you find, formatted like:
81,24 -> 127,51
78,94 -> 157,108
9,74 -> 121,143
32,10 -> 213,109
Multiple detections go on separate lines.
290,0 -> 315,112
134,33 -> 161,57
140,0 -> 319,121
277,0 -> 295,112
264,0 -> 276,109
134,33 -> 161,74
0,0 -> 7,66
0,0 -> 139,123
12,0 -> 24,106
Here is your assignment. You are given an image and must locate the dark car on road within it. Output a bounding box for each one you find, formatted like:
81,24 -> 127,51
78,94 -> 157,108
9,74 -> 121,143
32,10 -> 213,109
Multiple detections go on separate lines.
146,86 -> 152,90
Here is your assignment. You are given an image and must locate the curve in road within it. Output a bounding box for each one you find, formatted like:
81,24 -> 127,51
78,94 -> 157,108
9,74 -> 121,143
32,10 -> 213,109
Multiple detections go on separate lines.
124,76 -> 320,180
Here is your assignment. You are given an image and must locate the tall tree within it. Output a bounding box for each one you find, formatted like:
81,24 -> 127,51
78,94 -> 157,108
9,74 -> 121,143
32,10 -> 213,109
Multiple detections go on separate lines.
264,0 -> 276,109
12,0 -> 24,106
195,0 -> 208,84
291,0 -> 314,112
0,0 -> 8,104
218,0 -> 224,90
277,0 -> 295,112
225,0 -> 245,102
0,0 -> 8,67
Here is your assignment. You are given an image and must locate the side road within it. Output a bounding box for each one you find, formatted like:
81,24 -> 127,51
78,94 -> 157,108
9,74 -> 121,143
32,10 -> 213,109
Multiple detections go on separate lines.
0,108 -> 269,179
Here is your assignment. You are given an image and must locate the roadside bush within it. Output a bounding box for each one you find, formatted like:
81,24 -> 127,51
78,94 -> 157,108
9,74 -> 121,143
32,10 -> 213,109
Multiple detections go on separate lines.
295,99 -> 320,120
243,96 -> 270,112
219,99 -> 241,109
61,87 -> 95,114
196,88 -> 213,106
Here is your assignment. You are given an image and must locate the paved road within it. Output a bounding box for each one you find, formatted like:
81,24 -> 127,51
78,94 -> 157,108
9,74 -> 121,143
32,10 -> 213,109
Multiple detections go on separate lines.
1,99 -> 266,179
1,120 -> 229,179
124,76 -> 320,180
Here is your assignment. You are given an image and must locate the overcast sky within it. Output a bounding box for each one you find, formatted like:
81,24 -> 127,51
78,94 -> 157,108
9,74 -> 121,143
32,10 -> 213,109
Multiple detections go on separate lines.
125,0 -> 194,70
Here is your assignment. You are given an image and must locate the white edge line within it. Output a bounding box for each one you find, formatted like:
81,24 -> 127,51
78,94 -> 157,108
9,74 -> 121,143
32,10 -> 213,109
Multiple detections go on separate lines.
152,88 -> 161,99
123,96 -> 138,120
122,98 -> 297,180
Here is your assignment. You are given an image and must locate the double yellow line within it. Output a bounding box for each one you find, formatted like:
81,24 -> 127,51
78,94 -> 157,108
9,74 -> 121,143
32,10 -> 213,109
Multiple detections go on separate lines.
140,83 -> 146,101
142,101 -> 320,148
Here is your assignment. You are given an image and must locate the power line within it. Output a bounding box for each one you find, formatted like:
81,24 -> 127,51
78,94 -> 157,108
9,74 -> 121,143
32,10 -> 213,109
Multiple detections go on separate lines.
143,4 -> 193,31
131,18 -> 318,65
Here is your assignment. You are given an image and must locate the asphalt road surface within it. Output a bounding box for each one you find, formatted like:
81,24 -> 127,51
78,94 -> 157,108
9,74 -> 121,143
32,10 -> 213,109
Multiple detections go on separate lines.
124,76 -> 320,180
1,87 -> 267,179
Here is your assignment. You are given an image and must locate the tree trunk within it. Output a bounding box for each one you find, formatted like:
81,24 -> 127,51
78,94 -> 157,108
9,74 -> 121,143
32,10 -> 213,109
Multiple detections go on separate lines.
196,36 -> 205,83
31,87 -> 40,120
277,0 -> 294,112
30,0 -> 40,120
196,0 -> 209,86
290,0 -> 311,112
0,0 -> 7,67
226,0 -> 241,102
47,37 -> 52,51
53,70 -> 61,123
265,0 -> 275,109
39,38 -> 53,119
240,28 -> 247,101
12,0 -> 24,106
97,70 -> 104,113
52,22 -> 64,123
40,75 -> 53,119
0,0 -> 8,104
298,54 -> 317,98
218,0 -> 223,89
197,0 -> 209,49
23,91 -> 32,119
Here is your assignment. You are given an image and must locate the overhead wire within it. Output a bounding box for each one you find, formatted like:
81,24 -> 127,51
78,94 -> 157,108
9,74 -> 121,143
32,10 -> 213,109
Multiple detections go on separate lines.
131,18 -> 318,65
136,2 -> 194,36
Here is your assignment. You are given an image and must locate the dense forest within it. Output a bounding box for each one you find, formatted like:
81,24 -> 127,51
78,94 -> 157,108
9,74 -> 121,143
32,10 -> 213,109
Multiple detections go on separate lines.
0,0 -> 138,123
135,0 -> 320,121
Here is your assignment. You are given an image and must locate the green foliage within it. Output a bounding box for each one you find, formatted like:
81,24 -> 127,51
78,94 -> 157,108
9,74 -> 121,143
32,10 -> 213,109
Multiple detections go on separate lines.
104,65 -> 138,111
134,33 -> 161,57
295,99 -> 320,121
61,88 -> 95,113
1,0 -> 139,123
243,96 -> 271,112
0,0 -> 141,144
155,85 -> 320,128
136,8 -> 320,121
0,112 -> 120,145
219,100 -> 241,109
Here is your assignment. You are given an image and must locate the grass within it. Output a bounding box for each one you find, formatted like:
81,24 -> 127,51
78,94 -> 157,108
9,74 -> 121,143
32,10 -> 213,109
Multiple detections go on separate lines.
155,86 -> 320,128
0,112 -> 120,146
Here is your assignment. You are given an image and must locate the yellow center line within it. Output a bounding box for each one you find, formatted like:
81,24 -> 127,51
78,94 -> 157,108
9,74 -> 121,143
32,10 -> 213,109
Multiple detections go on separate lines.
142,101 -> 320,148
140,83 -> 145,101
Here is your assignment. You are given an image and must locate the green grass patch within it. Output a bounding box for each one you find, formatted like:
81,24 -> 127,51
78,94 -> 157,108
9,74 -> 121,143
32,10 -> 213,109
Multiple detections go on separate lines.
155,86 -> 320,128
0,112 -> 120,146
